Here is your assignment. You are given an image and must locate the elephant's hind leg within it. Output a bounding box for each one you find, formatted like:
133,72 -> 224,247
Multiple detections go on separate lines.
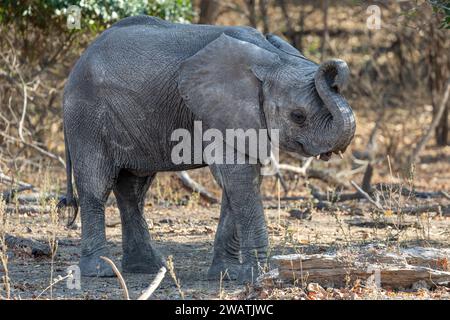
74,155 -> 117,277
113,170 -> 164,273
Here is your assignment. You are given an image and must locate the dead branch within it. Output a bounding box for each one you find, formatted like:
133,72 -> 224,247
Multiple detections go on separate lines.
410,80 -> 450,164
5,205 -> 52,214
98,257 -> 166,300
0,171 -> 37,202
176,171 -> 219,204
263,195 -> 308,202
345,217 -> 416,230
361,163 -> 374,193
373,183 -> 450,199
10,193 -> 60,204
400,204 -> 450,216
0,132 -> 65,167
350,180 -> 384,211
137,266 -> 167,300
2,185 -> 34,203
4,234 -> 51,257
308,184 -> 361,202
278,162 -> 346,187
17,73 -> 28,142
99,256 -> 130,300
0,171 -> 35,189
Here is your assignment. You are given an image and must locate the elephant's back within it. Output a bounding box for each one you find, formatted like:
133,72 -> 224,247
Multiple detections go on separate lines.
65,17 -> 271,98
63,18 -> 266,120
62,18 -> 270,169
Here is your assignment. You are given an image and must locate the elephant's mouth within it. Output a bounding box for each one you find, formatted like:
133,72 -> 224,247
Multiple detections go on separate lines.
319,151 -> 332,161
318,150 -> 346,161
296,141 -> 343,162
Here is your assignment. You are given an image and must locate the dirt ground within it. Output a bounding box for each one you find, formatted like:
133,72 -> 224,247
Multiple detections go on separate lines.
2,106 -> 450,300
4,189 -> 450,300
1,0 -> 449,301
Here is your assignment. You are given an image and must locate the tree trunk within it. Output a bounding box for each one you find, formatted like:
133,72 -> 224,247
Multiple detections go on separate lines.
435,102 -> 448,146
198,0 -> 221,25
259,0 -> 270,34
320,0 -> 329,61
428,13 -> 449,146
245,0 -> 258,28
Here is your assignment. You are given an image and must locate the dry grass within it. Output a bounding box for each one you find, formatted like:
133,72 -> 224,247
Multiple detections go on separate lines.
0,1 -> 449,300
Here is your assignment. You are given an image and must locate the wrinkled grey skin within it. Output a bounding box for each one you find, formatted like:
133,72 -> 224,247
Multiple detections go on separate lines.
62,16 -> 355,282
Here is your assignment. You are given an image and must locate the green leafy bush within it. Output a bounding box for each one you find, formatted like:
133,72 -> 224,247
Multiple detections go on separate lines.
0,0 -> 194,32
429,0 -> 450,29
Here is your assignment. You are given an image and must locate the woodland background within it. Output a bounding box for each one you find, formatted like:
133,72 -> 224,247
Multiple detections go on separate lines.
0,0 -> 450,300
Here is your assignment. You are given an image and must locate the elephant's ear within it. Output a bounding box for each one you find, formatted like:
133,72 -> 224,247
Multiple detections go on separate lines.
178,33 -> 279,133
266,33 -> 305,58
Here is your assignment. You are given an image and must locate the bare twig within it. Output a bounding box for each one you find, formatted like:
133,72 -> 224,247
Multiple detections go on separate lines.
177,171 -> 219,204
18,78 -> 28,142
99,256 -> 130,300
351,180 -> 384,211
0,132 -> 65,167
137,266 -> 167,300
278,161 -> 345,187
0,171 -> 35,189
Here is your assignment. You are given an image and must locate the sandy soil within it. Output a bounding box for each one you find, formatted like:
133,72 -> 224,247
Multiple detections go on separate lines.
4,194 -> 450,300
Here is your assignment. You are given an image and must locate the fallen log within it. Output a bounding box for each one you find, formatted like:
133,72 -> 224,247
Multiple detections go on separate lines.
345,217 -> 417,230
276,264 -> 450,289
2,185 -> 35,203
0,171 -> 37,203
309,182 -> 450,204
270,246 -> 450,289
5,205 -> 52,214
0,172 -> 35,189
4,234 -> 51,257
373,184 -> 450,200
400,204 -> 450,215
12,193 -> 60,204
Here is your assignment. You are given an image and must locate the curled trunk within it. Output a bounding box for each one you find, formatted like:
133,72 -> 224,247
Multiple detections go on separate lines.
314,59 -> 356,152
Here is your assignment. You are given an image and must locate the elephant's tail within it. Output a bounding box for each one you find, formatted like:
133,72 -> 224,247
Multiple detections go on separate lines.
57,129 -> 79,227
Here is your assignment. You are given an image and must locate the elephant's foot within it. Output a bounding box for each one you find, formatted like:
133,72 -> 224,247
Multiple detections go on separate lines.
122,249 -> 164,274
237,264 -> 262,284
207,261 -> 241,281
80,250 -> 115,277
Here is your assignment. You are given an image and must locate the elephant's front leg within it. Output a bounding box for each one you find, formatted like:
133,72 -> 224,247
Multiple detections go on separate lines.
210,164 -> 268,283
207,193 -> 241,280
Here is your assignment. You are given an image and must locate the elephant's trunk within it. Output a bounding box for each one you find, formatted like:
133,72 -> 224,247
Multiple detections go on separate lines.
314,59 -> 356,153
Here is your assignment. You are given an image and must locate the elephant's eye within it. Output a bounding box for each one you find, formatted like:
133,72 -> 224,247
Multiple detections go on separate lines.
290,110 -> 307,125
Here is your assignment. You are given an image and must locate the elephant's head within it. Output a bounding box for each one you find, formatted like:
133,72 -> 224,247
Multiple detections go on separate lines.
178,33 -> 355,162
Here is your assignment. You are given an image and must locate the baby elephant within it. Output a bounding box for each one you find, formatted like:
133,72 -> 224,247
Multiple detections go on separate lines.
61,16 -> 355,283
